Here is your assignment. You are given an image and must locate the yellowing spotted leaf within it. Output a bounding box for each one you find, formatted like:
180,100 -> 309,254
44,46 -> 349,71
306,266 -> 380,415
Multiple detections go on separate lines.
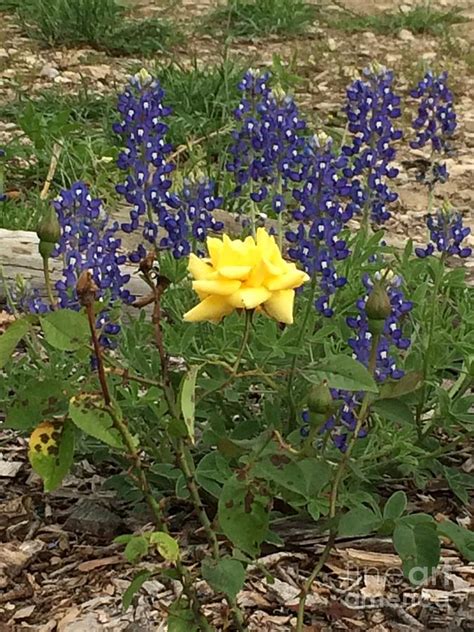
29,421 -> 62,457
28,420 -> 74,492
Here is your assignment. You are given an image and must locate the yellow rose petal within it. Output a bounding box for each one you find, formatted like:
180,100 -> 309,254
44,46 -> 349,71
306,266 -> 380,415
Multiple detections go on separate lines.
266,269 -> 310,291
188,254 -> 216,280
183,295 -> 233,323
218,265 -> 252,280
228,287 -> 272,309
207,237 -> 223,267
193,279 -> 241,296
263,289 -> 295,324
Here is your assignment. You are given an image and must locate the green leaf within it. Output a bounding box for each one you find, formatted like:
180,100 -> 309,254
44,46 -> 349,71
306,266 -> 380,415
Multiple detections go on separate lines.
179,366 -> 198,444
196,452 -> 233,498
304,355 -> 378,393
383,491 -> 407,520
69,394 -> 124,448
379,372 -> 423,399
7,378 -> 67,430
393,518 -> 440,584
338,506 -> 382,537
124,535 -> 149,563
0,318 -> 30,368
28,420 -> 75,492
40,309 -> 89,351
123,570 -> 152,610
149,531 -> 180,563
167,599 -> 199,632
201,558 -> 246,600
218,476 -> 269,556
372,399 -> 414,425
254,456 -> 331,501
437,520 -> 474,562
443,466 -> 470,504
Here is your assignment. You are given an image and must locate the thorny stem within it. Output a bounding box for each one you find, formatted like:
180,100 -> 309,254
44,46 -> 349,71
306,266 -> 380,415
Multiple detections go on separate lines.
85,301 -> 210,631
295,334 -> 380,631
144,268 -> 246,631
287,276 -> 318,430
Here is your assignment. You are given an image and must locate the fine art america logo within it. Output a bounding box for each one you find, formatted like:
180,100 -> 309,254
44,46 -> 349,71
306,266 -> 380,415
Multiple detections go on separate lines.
336,562 -> 472,615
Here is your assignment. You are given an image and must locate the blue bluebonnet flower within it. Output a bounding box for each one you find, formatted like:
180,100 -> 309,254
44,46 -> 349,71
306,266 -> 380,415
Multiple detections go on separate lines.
6,282 -> 49,315
346,274 -> 413,381
286,137 -> 352,317
415,209 -> 472,259
342,67 -> 402,225
227,69 -> 307,223
114,70 -> 223,260
51,182 -> 132,348
410,71 -> 456,154
301,273 -> 412,450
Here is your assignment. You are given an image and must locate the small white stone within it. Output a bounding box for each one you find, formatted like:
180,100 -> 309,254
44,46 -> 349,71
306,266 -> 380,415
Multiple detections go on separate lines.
398,29 -> 415,42
39,64 -> 60,79
327,37 -> 337,52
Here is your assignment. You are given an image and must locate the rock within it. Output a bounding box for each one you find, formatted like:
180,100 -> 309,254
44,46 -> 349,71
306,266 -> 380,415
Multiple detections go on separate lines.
39,64 -> 60,80
64,499 -> 123,539
362,31 -> 377,42
327,37 -> 337,52
83,64 -> 111,81
398,29 -> 415,42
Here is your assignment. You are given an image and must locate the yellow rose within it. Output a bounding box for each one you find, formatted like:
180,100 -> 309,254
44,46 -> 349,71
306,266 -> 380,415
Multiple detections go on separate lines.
183,227 -> 310,324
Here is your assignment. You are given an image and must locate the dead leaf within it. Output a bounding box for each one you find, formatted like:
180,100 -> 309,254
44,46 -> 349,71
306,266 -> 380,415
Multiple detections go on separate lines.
361,573 -> 386,598
11,604 -> 35,620
0,461 -> 23,478
340,549 -> 401,568
0,540 -> 45,578
77,555 -> 123,573
57,607 -> 81,631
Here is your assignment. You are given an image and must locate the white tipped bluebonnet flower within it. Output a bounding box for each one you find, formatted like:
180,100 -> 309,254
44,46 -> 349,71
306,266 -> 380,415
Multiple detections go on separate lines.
342,67 -> 403,225
286,138 -> 352,317
301,273 -> 412,451
409,71 -> 456,190
227,70 -> 307,221
114,72 -> 223,260
415,209 -> 472,259
410,71 -> 456,154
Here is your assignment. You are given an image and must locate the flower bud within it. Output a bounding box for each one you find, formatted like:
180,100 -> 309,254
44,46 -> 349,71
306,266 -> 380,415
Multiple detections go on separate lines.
307,380 -> 333,415
37,206 -> 60,246
365,282 -> 391,321
76,270 -> 98,307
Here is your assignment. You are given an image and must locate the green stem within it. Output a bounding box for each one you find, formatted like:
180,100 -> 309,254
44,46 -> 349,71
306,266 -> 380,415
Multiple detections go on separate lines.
42,255 -> 57,310
415,255 -> 445,434
233,309 -> 253,373
295,334 -> 380,631
287,276 -> 318,430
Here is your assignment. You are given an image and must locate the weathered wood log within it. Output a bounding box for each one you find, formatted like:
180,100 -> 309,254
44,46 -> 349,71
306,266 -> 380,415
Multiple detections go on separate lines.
0,227 -> 148,303
0,207 -> 469,306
